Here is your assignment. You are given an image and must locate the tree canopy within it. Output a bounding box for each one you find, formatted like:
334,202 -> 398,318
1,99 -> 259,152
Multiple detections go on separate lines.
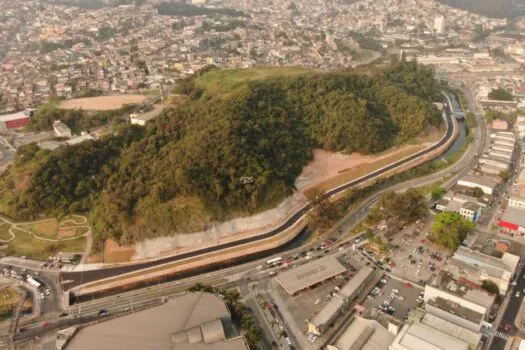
1,63 -> 442,245
488,88 -> 513,101
429,212 -> 474,251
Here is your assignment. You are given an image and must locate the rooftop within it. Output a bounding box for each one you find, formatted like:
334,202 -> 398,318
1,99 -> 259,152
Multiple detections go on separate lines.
328,316 -> 395,350
339,266 -> 374,298
0,110 -> 29,122
276,255 -> 346,295
310,293 -> 346,327
458,175 -> 500,189
426,296 -> 483,324
390,323 -> 469,350
67,292 -> 248,350
454,246 -> 517,274
420,314 -> 482,346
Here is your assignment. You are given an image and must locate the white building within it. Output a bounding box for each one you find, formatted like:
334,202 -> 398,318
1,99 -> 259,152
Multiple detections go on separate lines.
52,120 -> 72,138
434,16 -> 445,34
457,175 -> 499,195
459,202 -> 482,223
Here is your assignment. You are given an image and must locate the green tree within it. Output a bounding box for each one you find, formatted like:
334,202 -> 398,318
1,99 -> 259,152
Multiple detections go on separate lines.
472,187 -> 484,198
499,170 -> 511,181
431,187 -> 446,200
488,88 -> 513,101
378,189 -> 427,224
430,212 -> 474,251
481,280 -> 499,295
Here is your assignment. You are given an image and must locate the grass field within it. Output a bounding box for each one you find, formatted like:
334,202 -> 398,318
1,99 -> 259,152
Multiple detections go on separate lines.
6,229 -> 86,260
20,220 -> 58,240
194,67 -> 314,97
0,223 -> 12,241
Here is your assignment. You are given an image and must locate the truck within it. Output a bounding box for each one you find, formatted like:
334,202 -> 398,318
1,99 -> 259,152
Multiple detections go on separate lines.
26,277 -> 41,288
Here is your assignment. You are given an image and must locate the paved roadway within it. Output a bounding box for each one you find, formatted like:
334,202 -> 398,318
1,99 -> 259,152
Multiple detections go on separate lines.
491,266 -> 525,350
61,103 -> 457,291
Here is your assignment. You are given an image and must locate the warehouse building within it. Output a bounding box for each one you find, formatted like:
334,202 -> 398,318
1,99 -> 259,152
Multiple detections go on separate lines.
276,256 -> 346,295
457,175 -> 499,195
327,316 -> 395,350
67,292 -> 248,350
389,322 -> 470,350
0,111 -> 31,132
424,271 -> 495,332
308,266 -> 375,335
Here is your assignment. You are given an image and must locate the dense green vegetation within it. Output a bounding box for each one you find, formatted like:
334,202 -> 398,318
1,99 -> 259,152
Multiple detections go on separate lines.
481,280 -> 500,295
366,189 -> 427,231
488,88 -> 514,101
430,212 -> 474,251
28,101 -> 133,134
431,187 -> 447,200
1,63 -> 442,245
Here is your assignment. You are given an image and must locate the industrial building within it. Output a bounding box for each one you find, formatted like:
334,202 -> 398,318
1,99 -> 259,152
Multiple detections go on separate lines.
424,271 -> 495,332
67,292 -> 248,350
276,255 -> 346,295
445,248 -> 518,296
308,266 -> 375,335
0,110 -> 31,131
389,322 -> 470,350
327,316 -> 395,350
457,175 -> 499,195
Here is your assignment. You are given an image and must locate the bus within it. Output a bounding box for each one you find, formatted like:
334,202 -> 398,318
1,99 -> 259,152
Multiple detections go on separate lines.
266,257 -> 282,266
27,277 -> 41,288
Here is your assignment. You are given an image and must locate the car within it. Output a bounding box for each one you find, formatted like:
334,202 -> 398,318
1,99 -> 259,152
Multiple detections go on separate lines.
315,298 -> 321,305
392,289 -> 399,294
516,291 -> 521,298
41,322 -> 49,328
98,309 -> 110,317
285,337 -> 292,345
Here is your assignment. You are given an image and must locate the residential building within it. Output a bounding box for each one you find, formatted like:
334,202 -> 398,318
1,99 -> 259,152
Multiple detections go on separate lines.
53,120 -> 72,138
491,119 -> 508,130
434,16 -> 445,34
459,202 -> 482,222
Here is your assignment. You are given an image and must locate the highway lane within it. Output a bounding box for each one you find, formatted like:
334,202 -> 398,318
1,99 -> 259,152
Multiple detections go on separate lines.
62,104 -> 456,290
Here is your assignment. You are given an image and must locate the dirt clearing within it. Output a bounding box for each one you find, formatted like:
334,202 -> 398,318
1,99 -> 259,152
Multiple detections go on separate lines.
59,95 -> 148,111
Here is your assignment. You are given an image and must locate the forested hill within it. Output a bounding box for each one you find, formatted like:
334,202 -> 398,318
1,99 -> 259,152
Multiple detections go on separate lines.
436,0 -> 525,19
0,61 -> 442,245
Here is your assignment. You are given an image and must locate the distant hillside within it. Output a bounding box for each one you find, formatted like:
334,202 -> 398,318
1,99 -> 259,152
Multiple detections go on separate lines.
0,62 -> 442,246
437,0 -> 525,19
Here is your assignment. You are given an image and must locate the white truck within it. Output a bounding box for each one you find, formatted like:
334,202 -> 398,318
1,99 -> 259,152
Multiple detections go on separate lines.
26,277 -> 41,288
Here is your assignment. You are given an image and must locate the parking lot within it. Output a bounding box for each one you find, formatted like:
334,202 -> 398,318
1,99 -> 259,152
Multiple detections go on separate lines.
269,245 -> 366,349
363,276 -> 424,320
387,219 -> 449,285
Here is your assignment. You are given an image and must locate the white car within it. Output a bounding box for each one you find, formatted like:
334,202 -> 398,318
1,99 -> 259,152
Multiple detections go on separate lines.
285,337 -> 292,345
315,298 -> 321,305
516,291 -> 521,298
392,289 -> 399,294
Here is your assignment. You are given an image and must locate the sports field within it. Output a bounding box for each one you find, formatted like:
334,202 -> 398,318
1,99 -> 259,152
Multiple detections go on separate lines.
59,95 -> 148,111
